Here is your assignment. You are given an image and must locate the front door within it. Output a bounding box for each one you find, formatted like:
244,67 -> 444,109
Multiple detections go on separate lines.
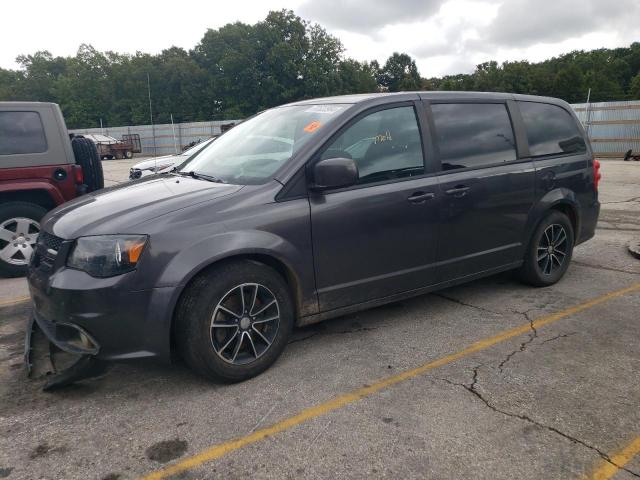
428,101 -> 536,281
309,103 -> 441,312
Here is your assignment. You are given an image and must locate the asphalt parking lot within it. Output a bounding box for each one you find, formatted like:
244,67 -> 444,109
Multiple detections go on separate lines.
1,159 -> 639,480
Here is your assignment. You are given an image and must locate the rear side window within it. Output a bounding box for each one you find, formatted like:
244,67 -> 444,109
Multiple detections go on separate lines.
321,106 -> 424,184
518,102 -> 586,157
0,111 -> 48,155
431,103 -> 516,170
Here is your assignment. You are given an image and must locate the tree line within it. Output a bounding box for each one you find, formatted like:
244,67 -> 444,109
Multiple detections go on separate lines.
1,9 -> 639,129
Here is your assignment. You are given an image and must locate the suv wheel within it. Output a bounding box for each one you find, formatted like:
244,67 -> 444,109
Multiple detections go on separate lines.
0,202 -> 47,277
518,210 -> 574,287
176,260 -> 294,382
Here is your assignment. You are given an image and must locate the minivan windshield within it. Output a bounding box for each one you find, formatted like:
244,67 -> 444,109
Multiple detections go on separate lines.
180,104 -> 347,184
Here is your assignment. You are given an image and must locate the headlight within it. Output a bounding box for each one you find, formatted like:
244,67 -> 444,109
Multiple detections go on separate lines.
67,235 -> 148,277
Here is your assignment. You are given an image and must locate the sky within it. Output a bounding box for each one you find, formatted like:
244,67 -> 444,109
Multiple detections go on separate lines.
2,0 -> 639,78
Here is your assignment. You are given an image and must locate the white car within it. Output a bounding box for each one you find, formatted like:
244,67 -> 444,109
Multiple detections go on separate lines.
129,138 -> 215,180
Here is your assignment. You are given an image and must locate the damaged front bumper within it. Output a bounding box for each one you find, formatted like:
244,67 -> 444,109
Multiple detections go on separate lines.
31,309 -> 100,356
25,249 -> 181,390
24,313 -> 108,391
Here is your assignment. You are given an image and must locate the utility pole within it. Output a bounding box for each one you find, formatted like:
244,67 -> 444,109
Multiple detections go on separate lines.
585,88 -> 592,137
171,114 -> 178,154
147,73 -> 157,158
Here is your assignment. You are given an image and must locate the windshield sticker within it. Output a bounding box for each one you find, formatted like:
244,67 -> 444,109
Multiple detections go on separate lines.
304,105 -> 345,115
374,131 -> 392,144
303,121 -> 322,133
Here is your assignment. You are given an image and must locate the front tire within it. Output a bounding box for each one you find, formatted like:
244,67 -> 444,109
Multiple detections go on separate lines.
0,202 -> 47,277
518,210 -> 574,287
176,260 -> 294,382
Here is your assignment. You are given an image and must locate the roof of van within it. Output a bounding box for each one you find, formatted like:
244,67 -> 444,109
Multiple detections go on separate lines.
287,91 -> 566,106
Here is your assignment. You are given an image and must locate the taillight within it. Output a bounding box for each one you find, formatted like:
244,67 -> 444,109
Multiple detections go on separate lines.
593,159 -> 601,191
73,165 -> 84,185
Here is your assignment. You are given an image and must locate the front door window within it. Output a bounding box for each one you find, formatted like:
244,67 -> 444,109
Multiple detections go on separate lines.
321,106 -> 425,184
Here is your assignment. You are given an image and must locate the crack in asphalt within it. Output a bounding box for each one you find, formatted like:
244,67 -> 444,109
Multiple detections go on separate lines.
288,324 -> 386,345
288,332 -> 321,345
539,332 -> 579,344
438,366 -> 640,478
432,292 -> 503,315
601,196 -> 640,205
572,261 -> 640,276
498,310 -> 538,374
433,292 -> 543,374
597,226 -> 640,232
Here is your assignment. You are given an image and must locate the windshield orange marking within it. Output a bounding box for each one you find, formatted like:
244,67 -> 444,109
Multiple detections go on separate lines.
303,121 -> 322,133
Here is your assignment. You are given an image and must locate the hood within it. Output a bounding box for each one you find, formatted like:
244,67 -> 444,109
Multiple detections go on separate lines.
132,154 -> 187,171
44,175 -> 243,239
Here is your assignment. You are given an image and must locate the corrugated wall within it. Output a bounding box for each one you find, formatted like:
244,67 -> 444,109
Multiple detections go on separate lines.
70,99 -> 640,159
70,120 -> 240,156
572,100 -> 640,158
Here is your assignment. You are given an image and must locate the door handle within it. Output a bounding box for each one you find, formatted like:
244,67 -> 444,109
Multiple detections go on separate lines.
444,185 -> 470,198
407,191 -> 435,203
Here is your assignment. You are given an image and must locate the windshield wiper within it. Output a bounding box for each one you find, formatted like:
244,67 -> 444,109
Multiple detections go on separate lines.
179,170 -> 226,184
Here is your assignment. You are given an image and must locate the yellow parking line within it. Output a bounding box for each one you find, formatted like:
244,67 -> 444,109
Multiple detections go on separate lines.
141,282 -> 640,480
586,436 -> 640,480
0,295 -> 30,308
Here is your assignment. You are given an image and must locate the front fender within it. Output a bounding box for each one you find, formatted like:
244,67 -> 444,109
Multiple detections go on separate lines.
155,229 -> 318,317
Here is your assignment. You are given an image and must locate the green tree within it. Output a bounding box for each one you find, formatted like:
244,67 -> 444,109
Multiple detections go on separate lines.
302,23 -> 344,98
552,64 -> 586,102
1,11 -> 639,129
379,53 -> 421,92
193,21 -> 261,117
14,51 -> 67,102
0,68 -> 22,99
337,59 -> 378,93
630,72 -> 640,99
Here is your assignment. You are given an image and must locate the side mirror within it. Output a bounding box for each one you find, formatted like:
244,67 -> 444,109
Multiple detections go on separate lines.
311,157 -> 358,191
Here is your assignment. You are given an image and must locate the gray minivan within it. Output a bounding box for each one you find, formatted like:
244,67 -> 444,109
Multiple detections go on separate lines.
27,92 -> 600,383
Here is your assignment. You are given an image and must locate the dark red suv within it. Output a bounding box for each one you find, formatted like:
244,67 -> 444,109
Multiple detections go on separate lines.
0,102 -> 103,276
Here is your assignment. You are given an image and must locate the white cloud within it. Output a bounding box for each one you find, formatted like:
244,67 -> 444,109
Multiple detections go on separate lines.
484,0 -> 640,48
299,0 -> 447,31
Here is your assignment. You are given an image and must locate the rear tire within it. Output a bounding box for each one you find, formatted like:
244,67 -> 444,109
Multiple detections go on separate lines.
0,202 -> 47,277
518,210 -> 574,287
125,150 -> 133,159
72,137 -> 104,192
175,260 -> 294,382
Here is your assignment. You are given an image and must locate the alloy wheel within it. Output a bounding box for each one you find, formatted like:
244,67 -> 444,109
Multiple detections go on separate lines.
537,223 -> 567,275
0,217 -> 40,266
210,283 -> 280,365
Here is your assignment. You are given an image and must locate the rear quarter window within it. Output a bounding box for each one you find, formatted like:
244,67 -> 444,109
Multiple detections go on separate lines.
0,111 -> 48,155
518,102 -> 586,157
431,103 -> 517,170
